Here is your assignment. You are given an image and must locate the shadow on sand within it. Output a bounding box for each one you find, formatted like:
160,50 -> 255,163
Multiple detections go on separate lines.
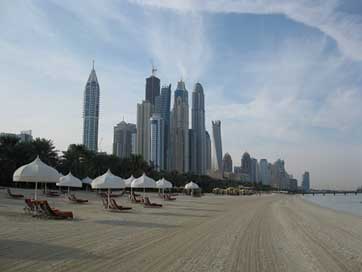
95,219 -> 177,229
0,239 -> 99,261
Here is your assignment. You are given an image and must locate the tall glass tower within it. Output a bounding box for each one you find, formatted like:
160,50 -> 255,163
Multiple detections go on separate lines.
82,61 -> 100,152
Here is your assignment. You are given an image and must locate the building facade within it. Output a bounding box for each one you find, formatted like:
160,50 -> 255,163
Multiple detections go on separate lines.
149,114 -> 165,171
83,63 -> 100,152
136,101 -> 152,162
155,84 -> 171,170
211,120 -> 223,172
169,80 -> 189,173
205,131 -> 211,172
222,153 -> 233,174
250,158 -> 258,183
302,171 -> 310,192
241,152 -> 252,182
191,83 -> 206,175
113,121 -> 136,159
259,159 -> 271,185
145,73 -> 160,105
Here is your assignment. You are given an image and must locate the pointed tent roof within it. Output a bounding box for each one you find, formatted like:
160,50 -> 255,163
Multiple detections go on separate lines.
185,181 -> 200,190
91,169 -> 125,189
156,178 -> 173,189
82,177 -> 93,184
13,156 -> 61,183
131,174 -> 156,188
57,172 -> 82,188
124,175 -> 135,187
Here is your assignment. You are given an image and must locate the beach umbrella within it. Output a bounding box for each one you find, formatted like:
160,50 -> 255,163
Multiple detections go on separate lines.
13,156 -> 61,200
124,175 -> 135,187
185,181 -> 199,195
156,178 -> 173,194
91,169 -> 125,209
131,174 -> 156,196
57,172 -> 82,195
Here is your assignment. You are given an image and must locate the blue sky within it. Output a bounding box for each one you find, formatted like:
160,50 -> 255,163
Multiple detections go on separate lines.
1,0 -> 362,189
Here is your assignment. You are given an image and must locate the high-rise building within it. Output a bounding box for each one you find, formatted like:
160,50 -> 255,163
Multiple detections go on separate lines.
270,159 -> 290,190
0,130 -> 33,143
145,70 -> 160,105
155,84 -> 171,170
136,101 -> 152,162
83,62 -> 100,152
149,114 -> 165,171
211,120 -> 223,172
222,153 -> 233,174
259,159 -> 271,185
113,121 -> 136,159
205,131 -> 211,172
251,158 -> 258,183
302,171 -> 310,192
189,129 -> 197,173
241,152 -> 252,181
191,83 -> 206,175
169,80 -> 189,173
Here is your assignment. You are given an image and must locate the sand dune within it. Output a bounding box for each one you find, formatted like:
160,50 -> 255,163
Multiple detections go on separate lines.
0,189 -> 362,272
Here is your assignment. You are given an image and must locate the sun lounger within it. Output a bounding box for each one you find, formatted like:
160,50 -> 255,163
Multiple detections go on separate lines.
68,194 -> 88,203
143,197 -> 162,208
7,188 -> 24,199
164,194 -> 176,201
40,201 -> 73,219
46,191 -> 60,197
110,199 -> 132,211
130,192 -> 142,203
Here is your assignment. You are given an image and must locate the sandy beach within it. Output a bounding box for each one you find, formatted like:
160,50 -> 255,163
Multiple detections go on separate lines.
0,190 -> 362,272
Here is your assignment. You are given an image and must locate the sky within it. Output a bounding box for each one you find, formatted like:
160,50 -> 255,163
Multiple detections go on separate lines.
0,0 -> 362,189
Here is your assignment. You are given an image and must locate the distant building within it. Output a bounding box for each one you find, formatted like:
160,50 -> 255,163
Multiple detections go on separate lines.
155,84 -> 171,170
0,130 -> 33,143
222,153 -> 233,174
250,158 -> 258,183
270,159 -> 290,190
259,159 -> 271,185
145,71 -> 160,105
234,166 -> 242,174
205,131 -> 211,172
211,120 -> 223,172
302,171 -> 310,192
189,129 -> 197,173
113,121 -> 136,159
191,83 -> 206,175
288,178 -> 298,192
241,152 -> 252,182
136,100 -> 152,162
83,62 -> 100,152
169,80 -> 189,173
149,114 -> 165,171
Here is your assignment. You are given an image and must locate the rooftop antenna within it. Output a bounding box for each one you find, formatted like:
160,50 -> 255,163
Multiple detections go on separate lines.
92,60 -> 95,70
150,59 -> 157,76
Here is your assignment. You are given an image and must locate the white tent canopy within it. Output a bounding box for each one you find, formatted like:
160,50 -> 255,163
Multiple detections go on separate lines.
131,174 -> 156,189
124,175 -> 135,187
57,172 -> 82,195
185,181 -> 200,190
13,156 -> 62,200
91,169 -> 125,209
156,178 -> 173,189
91,169 -> 125,189
82,177 -> 93,184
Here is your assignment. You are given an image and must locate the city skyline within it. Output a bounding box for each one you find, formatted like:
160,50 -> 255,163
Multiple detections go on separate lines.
1,1 -> 362,189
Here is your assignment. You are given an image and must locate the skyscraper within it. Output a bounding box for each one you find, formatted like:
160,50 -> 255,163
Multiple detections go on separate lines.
145,70 -> 160,105
241,152 -> 252,181
191,83 -> 206,175
149,114 -> 165,171
259,159 -> 271,185
113,121 -> 136,159
302,171 -> 310,192
169,80 -> 189,173
136,101 -> 152,162
222,153 -> 233,174
155,84 -> 171,170
211,120 -> 223,172
82,62 -> 100,152
205,131 -> 211,172
251,158 -> 258,183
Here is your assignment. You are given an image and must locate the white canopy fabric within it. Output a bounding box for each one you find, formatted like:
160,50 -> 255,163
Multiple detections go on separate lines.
82,177 -> 93,184
131,174 -> 156,188
185,181 -> 200,190
13,156 -> 61,183
156,178 -> 173,189
91,169 -> 125,189
124,175 -> 135,187
13,156 -> 62,200
57,172 -> 82,188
